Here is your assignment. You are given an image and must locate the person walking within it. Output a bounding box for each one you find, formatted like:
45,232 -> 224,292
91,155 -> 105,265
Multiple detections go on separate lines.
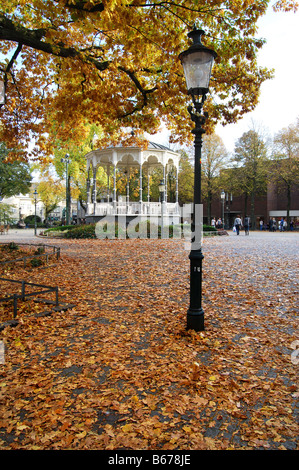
234,215 -> 242,235
216,218 -> 222,229
244,215 -> 250,235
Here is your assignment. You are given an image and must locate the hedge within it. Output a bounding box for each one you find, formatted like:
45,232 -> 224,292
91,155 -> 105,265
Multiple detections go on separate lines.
60,222 -> 217,239
64,224 -> 97,239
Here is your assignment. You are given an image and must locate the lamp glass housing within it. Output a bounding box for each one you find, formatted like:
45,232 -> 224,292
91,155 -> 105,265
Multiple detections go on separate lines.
179,28 -> 217,97
181,50 -> 215,95
158,181 -> 165,193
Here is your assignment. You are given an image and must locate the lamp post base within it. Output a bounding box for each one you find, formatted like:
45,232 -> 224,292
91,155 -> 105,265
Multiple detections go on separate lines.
187,308 -> 204,331
187,248 -> 204,331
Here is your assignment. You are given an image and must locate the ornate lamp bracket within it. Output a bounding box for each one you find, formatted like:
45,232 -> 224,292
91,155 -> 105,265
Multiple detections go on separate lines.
187,93 -> 208,135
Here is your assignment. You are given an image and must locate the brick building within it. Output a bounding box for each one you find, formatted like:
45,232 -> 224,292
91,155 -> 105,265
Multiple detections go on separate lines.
203,183 -> 299,229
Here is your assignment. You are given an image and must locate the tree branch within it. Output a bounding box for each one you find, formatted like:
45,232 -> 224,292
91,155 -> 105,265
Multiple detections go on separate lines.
5,43 -> 23,74
0,14 -> 109,71
117,66 -> 158,117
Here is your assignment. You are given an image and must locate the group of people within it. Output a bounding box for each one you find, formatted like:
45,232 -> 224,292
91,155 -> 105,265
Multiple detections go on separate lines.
233,216 -> 294,234
260,217 -> 294,231
211,216 -> 250,234
268,217 -> 287,232
211,218 -> 223,229
211,215 -> 294,234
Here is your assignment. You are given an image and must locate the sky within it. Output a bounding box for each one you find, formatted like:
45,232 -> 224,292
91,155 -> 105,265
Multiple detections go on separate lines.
149,1 -> 299,154
216,1 -> 299,153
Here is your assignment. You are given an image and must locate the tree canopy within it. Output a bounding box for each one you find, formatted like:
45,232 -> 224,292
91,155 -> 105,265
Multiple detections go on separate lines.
0,0 -> 298,162
0,142 -> 32,197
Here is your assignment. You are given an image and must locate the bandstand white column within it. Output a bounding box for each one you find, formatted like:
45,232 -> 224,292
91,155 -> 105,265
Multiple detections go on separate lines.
139,155 -> 143,214
147,167 -> 150,203
163,165 -> 166,209
113,164 -> 117,211
92,166 -> 97,212
176,166 -> 179,205
126,169 -> 130,213
165,165 -> 168,203
139,164 -> 143,203
107,164 -> 110,202
86,168 -> 91,204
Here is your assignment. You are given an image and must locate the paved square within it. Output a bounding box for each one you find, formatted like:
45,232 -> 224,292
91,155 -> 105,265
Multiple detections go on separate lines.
0,230 -> 298,449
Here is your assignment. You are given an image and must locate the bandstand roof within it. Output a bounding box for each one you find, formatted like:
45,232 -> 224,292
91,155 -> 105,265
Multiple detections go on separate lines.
85,141 -> 180,171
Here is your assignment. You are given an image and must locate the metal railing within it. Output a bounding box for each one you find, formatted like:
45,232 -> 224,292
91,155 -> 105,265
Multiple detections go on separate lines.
0,278 -> 59,318
0,243 -> 60,267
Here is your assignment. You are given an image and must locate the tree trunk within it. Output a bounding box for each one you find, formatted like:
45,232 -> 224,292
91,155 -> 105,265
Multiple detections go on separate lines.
244,193 -> 248,220
287,184 -> 291,229
66,174 -> 71,225
207,189 -> 212,225
250,191 -> 256,230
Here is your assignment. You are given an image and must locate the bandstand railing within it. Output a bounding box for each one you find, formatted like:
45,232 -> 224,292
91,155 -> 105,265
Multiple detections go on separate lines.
87,201 -> 180,216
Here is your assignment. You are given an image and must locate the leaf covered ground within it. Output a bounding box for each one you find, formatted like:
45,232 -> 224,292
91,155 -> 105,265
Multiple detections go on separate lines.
0,233 -> 298,450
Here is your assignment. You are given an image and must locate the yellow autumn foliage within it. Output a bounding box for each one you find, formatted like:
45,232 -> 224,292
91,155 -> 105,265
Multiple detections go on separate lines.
0,0 -> 297,162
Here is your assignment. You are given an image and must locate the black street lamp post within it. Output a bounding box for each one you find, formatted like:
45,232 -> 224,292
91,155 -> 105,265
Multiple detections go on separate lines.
34,189 -> 38,236
61,154 -> 70,225
221,190 -> 225,229
179,27 -> 217,331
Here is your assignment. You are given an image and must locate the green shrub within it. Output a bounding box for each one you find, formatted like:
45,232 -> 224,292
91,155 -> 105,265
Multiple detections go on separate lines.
31,257 -> 43,267
203,225 -> 217,232
44,225 -> 74,233
64,224 -> 97,239
127,220 -> 155,238
8,242 -> 19,251
24,214 -> 41,225
34,246 -> 45,254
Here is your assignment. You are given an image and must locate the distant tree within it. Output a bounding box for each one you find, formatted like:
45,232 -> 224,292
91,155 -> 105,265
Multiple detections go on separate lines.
37,172 -> 65,224
178,150 -> 194,205
201,134 -> 228,223
52,124 -> 104,212
0,202 -> 15,224
271,119 -> 299,227
232,129 -> 268,228
149,163 -> 178,203
170,164 -> 179,203
116,168 -> 140,202
0,143 -> 32,198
